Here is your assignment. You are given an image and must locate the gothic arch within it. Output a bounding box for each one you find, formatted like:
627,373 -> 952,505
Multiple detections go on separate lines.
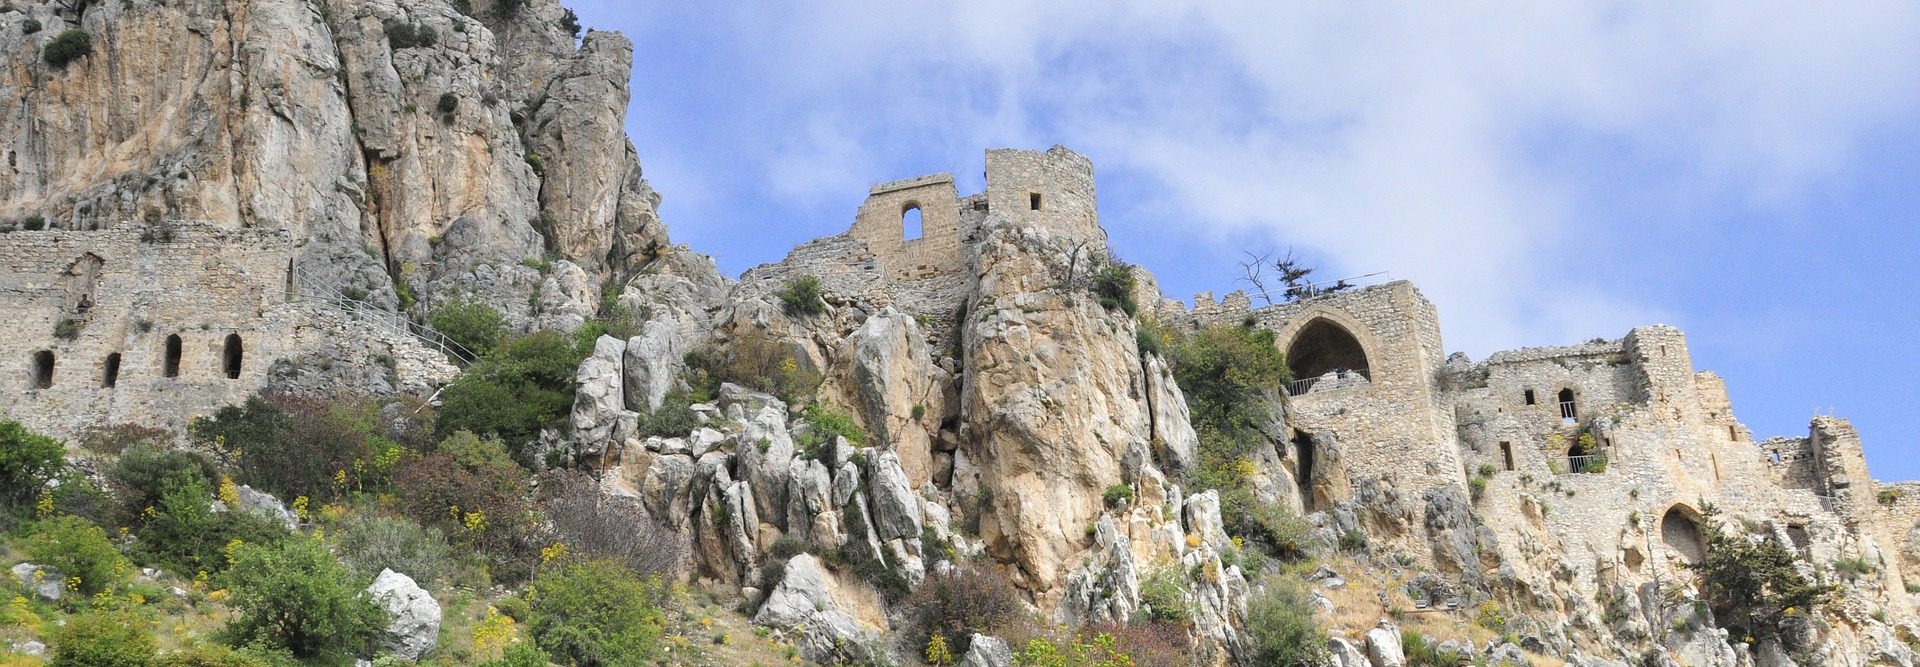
1283,317 -> 1373,381
1660,504 -> 1707,564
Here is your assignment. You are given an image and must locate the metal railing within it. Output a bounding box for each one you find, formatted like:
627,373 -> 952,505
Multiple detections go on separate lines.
286,267 -> 476,365
1565,453 -> 1608,474
1284,368 -> 1371,396
1559,400 -> 1578,421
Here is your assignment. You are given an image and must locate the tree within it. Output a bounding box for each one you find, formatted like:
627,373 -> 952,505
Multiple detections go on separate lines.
777,275 -> 825,317
1690,506 -> 1831,640
1238,248 -> 1354,304
0,420 -> 65,512
435,331 -> 584,460
528,559 -> 666,667
221,537 -> 387,662
427,299 -> 506,361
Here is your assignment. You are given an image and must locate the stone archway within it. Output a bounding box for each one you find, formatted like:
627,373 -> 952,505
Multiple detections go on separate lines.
1660,505 -> 1707,564
1285,318 -> 1371,380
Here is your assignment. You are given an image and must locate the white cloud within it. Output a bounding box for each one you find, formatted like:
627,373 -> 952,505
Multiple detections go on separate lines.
598,0 -> 1920,355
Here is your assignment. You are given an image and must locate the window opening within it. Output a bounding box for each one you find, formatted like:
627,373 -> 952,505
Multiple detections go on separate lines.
1557,388 -> 1577,422
163,335 -> 182,378
1029,193 -> 1042,210
223,334 -> 243,379
102,353 -> 120,388
1500,442 -> 1514,471
1523,389 -> 1535,405
30,351 -> 54,389
901,204 -> 923,241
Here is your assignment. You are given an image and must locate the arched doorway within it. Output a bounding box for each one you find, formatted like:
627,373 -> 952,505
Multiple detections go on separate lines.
1284,318 -> 1370,394
1660,505 -> 1706,564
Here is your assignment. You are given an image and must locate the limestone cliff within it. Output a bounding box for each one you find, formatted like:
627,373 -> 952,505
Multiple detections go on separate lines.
0,0 -> 687,327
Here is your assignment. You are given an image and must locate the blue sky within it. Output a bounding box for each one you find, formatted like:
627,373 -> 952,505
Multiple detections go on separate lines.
569,2 -> 1920,481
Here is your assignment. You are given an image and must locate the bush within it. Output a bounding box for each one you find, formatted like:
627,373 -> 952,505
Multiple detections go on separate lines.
133,474 -> 287,577
1137,567 -> 1190,623
1243,580 -> 1328,667
383,21 -> 436,50
794,404 -> 865,462
528,559 -> 666,667
21,516 -> 131,598
22,18 -> 42,35
632,390 -> 700,438
391,451 -> 534,581
51,609 -> 155,667
21,214 -> 48,231
1089,257 -> 1138,316
479,642 -> 549,667
221,537 -> 387,662
107,442 -> 218,525
153,644 -> 288,667
776,275 -> 825,317
559,9 -> 582,37
192,394 -> 402,503
43,29 -> 91,68
540,471 -> 686,578
682,327 -> 821,403
903,566 -> 1024,655
0,421 -> 64,524
437,92 -> 459,114
435,331 -> 585,461
1102,484 -> 1135,509
1691,506 -> 1831,640
53,317 -> 81,340
331,513 -> 455,588
1168,325 -> 1288,436
427,299 -> 506,361
435,430 -> 518,474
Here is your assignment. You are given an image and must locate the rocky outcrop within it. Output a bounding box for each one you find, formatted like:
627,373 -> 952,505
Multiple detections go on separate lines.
234,485 -> 299,531
831,309 -> 947,487
623,319 -> 682,413
752,554 -> 886,663
570,334 -> 628,452
367,569 -> 442,661
961,217 -> 1151,593
959,635 -> 1013,667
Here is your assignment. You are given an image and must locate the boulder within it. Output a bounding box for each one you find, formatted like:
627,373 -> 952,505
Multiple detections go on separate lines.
866,450 -> 923,541
10,563 -> 62,601
1366,621 -> 1407,667
1142,353 -> 1199,473
1487,642 -> 1529,666
570,335 -> 628,452
960,634 -> 1014,667
1328,637 -> 1373,667
367,570 -> 441,661
751,554 -> 882,663
1182,490 -> 1232,553
235,484 -> 299,530
623,319 -> 682,413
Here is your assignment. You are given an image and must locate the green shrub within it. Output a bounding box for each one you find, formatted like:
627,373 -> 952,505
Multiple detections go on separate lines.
1102,484 -> 1135,509
53,317 -> 81,340
437,92 -> 459,114
427,299 -> 506,361
1136,567 -> 1190,623
479,642 -> 550,667
192,394 -> 398,503
221,537 -> 387,662
21,214 -> 48,231
43,29 -> 91,68
1691,506 -> 1832,640
682,327 -> 821,403
776,275 -> 825,317
559,9 -> 582,37
528,559 -> 666,667
153,644 -> 288,667
107,441 -> 218,524
1168,325 -> 1288,436
435,331 -> 585,461
22,18 -> 42,35
633,390 -> 700,438
133,475 -> 287,577
1834,556 -> 1878,580
435,430 -> 519,474
383,21 -> 436,49
1089,257 -> 1138,316
1243,580 -> 1327,667
1402,630 -> 1471,667
52,609 -> 155,667
795,404 -> 865,462
331,513 -> 454,588
21,516 -> 131,598
0,420 -> 65,512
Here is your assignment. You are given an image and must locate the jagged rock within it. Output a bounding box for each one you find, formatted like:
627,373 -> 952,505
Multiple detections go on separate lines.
1142,353 -> 1199,473
1328,637 -> 1373,667
833,308 -> 945,487
639,454 -> 699,529
1487,643 -> 1529,666
367,569 -> 441,661
960,634 -> 1013,667
1366,621 -> 1407,667
1183,490 -> 1232,553
866,450 -> 922,541
12,640 -> 46,657
1055,518 -> 1140,626
751,554 -> 884,663
623,319 -> 683,413
962,216 -> 1150,593
786,459 -> 836,546
10,563 -> 62,601
527,31 -> 661,281
1567,655 -> 1632,667
235,485 -> 299,530
571,335 -> 628,452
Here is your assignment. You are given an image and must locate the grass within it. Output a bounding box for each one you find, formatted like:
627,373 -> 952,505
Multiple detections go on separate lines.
1309,554 -> 1566,667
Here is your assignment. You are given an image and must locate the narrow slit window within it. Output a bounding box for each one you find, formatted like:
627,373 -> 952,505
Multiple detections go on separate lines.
223,334 -> 243,379
1029,192 -> 1042,210
163,335 -> 182,378
102,353 -> 120,388
1500,442 -> 1514,471
1523,389 -> 1535,405
30,350 -> 54,389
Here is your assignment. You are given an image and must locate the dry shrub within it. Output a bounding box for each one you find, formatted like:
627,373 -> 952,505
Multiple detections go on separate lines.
903,565 -> 1028,655
684,326 -> 820,402
539,470 -> 688,579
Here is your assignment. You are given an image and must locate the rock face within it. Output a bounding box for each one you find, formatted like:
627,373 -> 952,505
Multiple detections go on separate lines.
367,569 -> 442,662
0,0 -> 694,328
961,216 -> 1151,593
959,635 -> 1013,667
751,554 -> 884,664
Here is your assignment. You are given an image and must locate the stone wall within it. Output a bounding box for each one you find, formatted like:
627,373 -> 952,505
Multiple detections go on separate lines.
0,221 -> 457,440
